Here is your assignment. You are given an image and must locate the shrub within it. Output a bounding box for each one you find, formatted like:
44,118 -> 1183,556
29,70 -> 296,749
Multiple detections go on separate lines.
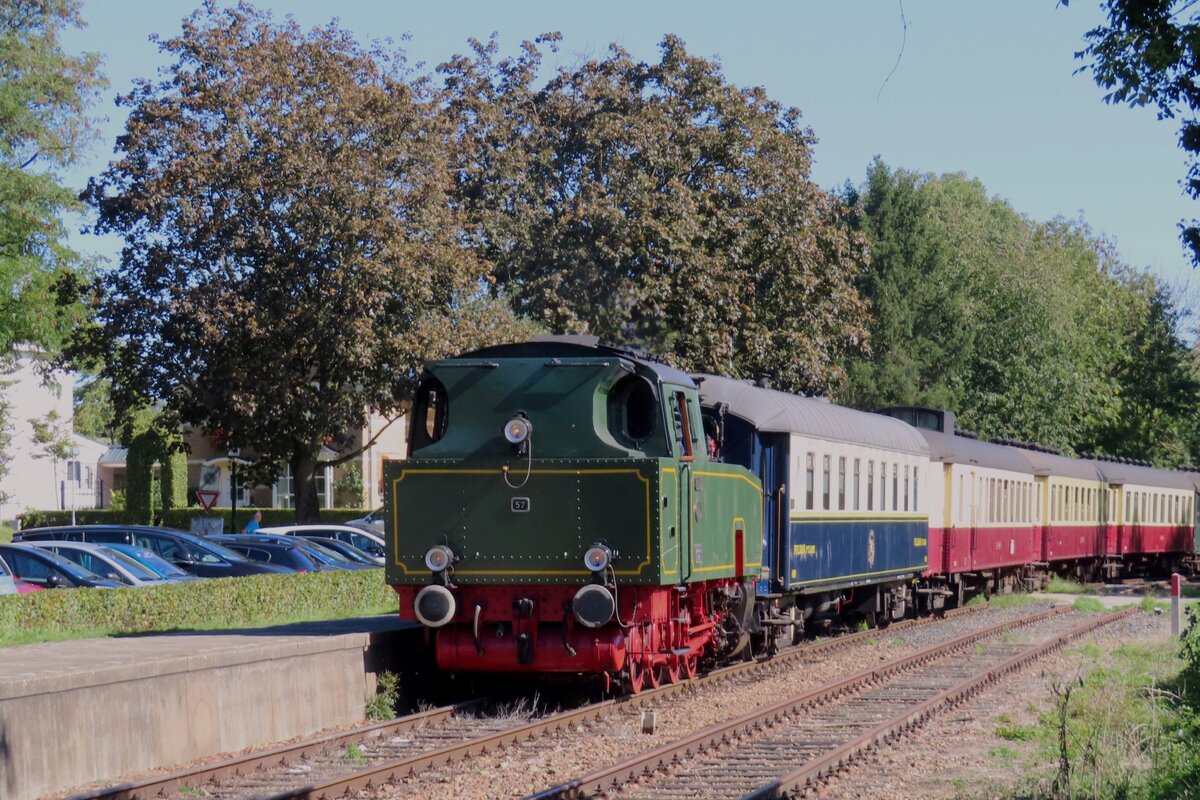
0,569 -> 397,646
19,508 -> 46,529
366,670 -> 400,720
25,507 -> 371,530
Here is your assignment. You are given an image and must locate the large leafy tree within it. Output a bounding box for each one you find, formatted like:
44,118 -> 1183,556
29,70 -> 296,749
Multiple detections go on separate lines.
1071,0 -> 1200,266
74,3 -> 526,521
842,162 -> 1174,456
442,35 -> 869,393
0,0 -> 102,359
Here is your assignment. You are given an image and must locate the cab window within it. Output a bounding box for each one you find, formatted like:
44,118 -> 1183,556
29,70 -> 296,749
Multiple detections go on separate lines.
410,376 -> 449,451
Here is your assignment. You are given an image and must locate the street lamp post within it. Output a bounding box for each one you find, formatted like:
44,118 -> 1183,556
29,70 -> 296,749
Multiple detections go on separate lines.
228,447 -> 240,534
69,448 -> 79,526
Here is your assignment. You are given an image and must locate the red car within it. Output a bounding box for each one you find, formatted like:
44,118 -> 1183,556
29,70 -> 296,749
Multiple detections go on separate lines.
0,553 -> 42,594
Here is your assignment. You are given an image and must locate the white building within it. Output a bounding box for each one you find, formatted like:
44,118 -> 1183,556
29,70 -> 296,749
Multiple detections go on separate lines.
0,359 -> 104,525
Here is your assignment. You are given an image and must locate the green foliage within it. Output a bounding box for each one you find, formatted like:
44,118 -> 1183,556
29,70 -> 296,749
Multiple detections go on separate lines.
160,447 -> 187,512
108,489 -> 125,512
995,720 -> 1038,742
125,430 -> 156,524
365,670 -> 400,720
333,464 -> 365,509
19,508 -> 46,528
0,524 -> 12,544
73,376 -> 115,443
29,408 -> 73,461
1073,596 -> 1108,613
1073,0 -> 1200,265
443,34 -> 870,393
842,161 -> 1198,465
0,0 -> 104,363
0,569 -> 395,646
1047,577 -> 1095,595
27,506 -> 369,529
342,742 -> 366,764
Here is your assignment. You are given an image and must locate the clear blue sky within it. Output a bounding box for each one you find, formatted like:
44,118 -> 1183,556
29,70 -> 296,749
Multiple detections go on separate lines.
61,1 -> 1197,309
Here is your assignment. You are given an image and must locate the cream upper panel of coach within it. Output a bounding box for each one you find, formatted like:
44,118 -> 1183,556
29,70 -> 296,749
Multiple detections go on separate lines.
1083,460 -> 1195,527
787,437 -> 929,518
912,429 -> 1036,530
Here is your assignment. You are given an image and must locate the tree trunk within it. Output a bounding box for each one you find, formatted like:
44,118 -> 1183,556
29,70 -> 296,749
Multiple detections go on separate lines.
292,447 -> 323,524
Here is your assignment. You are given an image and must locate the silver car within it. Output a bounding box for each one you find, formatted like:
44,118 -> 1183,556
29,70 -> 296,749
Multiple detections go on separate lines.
24,541 -> 173,587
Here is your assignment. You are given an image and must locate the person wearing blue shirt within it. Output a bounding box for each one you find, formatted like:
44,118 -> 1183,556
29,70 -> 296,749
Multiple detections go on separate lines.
244,509 -> 262,534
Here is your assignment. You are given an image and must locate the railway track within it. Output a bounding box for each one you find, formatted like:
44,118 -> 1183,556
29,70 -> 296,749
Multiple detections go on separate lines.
65,607 -> 985,800
531,606 -> 1134,799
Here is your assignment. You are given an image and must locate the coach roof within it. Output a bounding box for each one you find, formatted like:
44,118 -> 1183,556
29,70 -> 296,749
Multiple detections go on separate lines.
1083,459 -> 1197,491
1011,448 -> 1104,481
696,374 -> 929,456
914,429 -> 1035,474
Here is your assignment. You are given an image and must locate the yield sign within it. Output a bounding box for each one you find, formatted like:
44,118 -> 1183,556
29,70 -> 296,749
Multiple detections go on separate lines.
195,490 -> 219,513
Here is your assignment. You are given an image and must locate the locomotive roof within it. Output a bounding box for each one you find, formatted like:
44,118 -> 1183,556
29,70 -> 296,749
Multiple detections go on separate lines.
1082,459 -> 1197,490
912,428 -> 1034,474
457,336 -> 696,387
1010,448 -> 1104,481
695,374 -> 929,456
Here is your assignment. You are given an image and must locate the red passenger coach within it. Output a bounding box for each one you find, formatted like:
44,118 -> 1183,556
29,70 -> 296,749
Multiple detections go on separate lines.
1085,459 -> 1195,567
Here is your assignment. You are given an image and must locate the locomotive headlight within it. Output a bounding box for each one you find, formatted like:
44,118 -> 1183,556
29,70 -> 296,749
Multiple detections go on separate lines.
503,415 -> 533,445
424,545 -> 454,573
583,544 -> 611,572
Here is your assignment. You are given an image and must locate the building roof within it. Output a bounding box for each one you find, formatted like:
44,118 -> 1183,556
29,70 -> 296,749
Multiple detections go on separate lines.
696,375 -> 929,456
97,446 -> 128,466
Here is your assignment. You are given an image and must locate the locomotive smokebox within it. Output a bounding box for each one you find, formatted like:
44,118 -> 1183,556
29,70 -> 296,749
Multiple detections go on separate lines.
573,584 -> 616,628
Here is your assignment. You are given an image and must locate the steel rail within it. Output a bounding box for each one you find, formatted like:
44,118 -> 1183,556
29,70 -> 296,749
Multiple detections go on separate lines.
66,604 -> 985,800
61,700 -> 487,800
747,606 -> 1137,799
527,605 -> 1071,799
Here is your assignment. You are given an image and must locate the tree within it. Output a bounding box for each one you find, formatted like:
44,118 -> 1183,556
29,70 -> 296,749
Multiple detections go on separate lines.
0,0 -> 103,360
73,3 -> 526,522
1071,0 -> 1200,266
73,375 -> 115,442
441,35 -> 869,393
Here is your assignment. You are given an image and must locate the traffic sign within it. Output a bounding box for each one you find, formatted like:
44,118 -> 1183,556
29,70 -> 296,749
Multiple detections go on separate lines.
196,490 -> 219,513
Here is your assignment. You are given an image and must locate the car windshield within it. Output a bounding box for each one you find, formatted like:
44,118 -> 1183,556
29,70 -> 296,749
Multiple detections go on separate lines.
296,541 -> 345,565
187,539 -> 245,563
122,548 -> 188,577
98,548 -> 163,581
326,542 -> 374,564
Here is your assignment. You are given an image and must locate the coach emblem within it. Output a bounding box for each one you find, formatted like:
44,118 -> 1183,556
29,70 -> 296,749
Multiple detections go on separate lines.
867,529 -> 876,569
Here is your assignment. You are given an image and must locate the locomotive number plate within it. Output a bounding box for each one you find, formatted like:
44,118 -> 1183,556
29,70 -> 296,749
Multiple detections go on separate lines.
511,497 -> 531,512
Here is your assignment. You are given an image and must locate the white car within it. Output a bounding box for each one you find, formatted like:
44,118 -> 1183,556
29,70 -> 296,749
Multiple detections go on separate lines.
257,524 -> 386,565
24,541 -> 173,587
342,507 -> 385,533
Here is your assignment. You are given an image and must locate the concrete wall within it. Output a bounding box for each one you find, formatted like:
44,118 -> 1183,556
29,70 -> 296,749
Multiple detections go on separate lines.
0,619 -> 411,800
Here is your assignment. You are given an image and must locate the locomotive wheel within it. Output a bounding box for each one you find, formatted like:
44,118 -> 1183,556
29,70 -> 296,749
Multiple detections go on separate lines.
646,660 -> 665,689
682,651 -> 699,679
624,656 -> 645,694
666,656 -> 682,684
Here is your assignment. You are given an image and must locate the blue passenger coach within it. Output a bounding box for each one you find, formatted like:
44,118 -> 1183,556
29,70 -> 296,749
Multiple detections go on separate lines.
697,375 -> 931,636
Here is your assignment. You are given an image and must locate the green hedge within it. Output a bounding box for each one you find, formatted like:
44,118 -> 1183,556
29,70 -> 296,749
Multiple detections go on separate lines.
0,569 -> 398,646
24,507 -> 371,531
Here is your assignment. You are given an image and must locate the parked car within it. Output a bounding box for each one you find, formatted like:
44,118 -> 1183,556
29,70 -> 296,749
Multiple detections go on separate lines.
258,524 -> 385,564
297,536 -> 381,567
224,533 -> 376,571
106,544 -> 200,582
0,544 -> 123,589
14,525 -> 293,577
208,535 -> 333,573
23,541 -> 173,587
342,508 -> 384,534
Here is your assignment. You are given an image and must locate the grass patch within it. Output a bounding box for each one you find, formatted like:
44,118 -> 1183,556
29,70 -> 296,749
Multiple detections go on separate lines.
1047,576 -> 1096,594
995,720 -> 1038,741
0,525 -> 12,545
343,742 -> 366,764
1072,596 -> 1107,613
0,570 -> 396,647
967,593 -> 1037,609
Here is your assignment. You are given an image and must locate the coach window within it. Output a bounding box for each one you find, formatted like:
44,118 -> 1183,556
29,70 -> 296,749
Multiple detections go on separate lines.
805,453 -> 815,510
822,455 -> 831,511
853,458 -> 861,510
838,457 -> 846,510
868,461 -> 875,511
957,475 -> 964,523
880,462 -> 887,511
892,462 -> 902,513
912,462 -> 921,513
